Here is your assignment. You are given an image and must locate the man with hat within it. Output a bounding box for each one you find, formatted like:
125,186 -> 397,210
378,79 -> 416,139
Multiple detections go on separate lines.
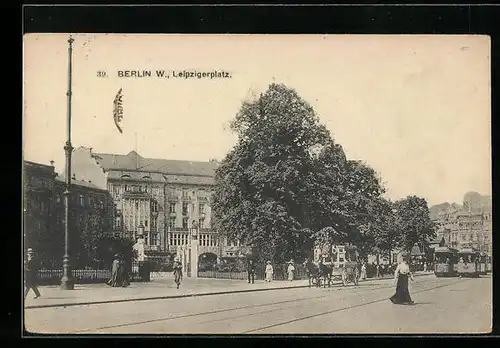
24,248 -> 41,299
247,258 -> 256,284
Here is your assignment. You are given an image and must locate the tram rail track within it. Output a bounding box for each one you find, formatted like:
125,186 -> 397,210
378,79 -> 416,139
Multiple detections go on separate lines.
72,277 -> 469,333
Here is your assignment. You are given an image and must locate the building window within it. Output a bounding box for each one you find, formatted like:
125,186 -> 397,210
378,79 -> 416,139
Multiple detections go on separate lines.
199,203 -> 205,215
135,202 -> 139,209
182,217 -> 188,229
169,203 -> 176,214
145,220 -> 148,227
182,189 -> 188,198
152,201 -> 158,213
169,217 -> 175,229
199,218 -> 204,229
182,203 -> 188,215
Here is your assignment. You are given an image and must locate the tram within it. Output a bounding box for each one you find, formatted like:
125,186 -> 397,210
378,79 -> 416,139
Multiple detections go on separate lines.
434,246 -> 459,277
477,252 -> 488,275
457,248 -> 481,278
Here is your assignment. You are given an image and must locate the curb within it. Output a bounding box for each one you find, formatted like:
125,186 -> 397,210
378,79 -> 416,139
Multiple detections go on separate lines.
25,272 -> 431,310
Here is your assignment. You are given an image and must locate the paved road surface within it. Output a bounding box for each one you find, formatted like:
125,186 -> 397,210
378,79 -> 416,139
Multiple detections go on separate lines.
24,274 -> 491,334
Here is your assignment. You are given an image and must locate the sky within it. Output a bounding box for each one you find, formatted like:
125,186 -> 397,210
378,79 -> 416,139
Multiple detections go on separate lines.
23,34 -> 491,207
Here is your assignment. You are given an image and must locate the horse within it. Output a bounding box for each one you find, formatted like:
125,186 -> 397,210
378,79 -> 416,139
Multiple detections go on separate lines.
317,262 -> 333,288
303,260 -> 320,287
303,260 -> 333,288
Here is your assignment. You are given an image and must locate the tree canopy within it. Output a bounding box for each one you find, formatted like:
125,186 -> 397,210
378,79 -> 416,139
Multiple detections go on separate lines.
211,83 -> 434,263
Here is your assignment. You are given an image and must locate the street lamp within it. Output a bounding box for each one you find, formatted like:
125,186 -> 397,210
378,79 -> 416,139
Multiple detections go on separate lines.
190,220 -> 199,279
60,35 -> 75,290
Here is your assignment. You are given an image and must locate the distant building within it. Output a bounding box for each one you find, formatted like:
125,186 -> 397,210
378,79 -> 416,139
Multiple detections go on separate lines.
429,192 -> 492,255
70,147 -> 241,262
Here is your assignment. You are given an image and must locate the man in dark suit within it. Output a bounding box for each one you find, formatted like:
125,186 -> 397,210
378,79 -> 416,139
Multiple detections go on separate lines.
247,259 -> 256,284
24,248 -> 41,299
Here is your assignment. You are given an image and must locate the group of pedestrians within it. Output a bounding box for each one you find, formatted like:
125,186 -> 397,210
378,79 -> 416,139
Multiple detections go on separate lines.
246,259 -> 297,283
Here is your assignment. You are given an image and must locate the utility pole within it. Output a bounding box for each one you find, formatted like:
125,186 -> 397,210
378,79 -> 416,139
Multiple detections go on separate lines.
60,35 -> 75,290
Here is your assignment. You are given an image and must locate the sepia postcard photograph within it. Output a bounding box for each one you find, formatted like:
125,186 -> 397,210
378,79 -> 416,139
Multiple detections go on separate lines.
22,33 -> 492,335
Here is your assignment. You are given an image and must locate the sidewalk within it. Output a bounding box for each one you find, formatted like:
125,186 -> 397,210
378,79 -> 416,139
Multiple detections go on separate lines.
24,271 -> 432,309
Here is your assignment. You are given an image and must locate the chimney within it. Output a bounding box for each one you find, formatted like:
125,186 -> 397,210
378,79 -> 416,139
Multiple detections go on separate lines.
72,174 -> 76,180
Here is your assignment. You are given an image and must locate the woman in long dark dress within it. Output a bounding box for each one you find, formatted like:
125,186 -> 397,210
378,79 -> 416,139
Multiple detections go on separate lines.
117,255 -> 130,287
390,255 -> 415,305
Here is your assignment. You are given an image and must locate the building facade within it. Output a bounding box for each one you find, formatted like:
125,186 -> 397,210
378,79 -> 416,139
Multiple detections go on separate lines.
23,161 -> 58,255
429,192 -> 492,255
23,160 -> 114,267
70,147 -> 241,262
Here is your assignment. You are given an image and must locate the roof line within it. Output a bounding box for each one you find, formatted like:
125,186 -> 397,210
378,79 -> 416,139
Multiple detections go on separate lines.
94,152 -> 216,165
104,168 -> 214,178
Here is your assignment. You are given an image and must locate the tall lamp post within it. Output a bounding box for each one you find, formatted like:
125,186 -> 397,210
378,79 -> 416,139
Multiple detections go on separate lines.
60,35 -> 75,290
190,220 -> 199,279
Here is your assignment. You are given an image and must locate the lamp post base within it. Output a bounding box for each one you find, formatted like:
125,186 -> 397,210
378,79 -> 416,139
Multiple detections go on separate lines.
60,258 -> 75,290
60,275 -> 75,290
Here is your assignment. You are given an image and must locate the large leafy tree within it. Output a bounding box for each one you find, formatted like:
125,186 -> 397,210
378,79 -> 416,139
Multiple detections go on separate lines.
393,195 -> 437,252
212,83 -> 387,263
212,84 -> 332,263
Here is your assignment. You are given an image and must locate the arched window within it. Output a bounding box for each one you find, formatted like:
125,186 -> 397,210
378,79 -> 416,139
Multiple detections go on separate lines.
121,174 -> 131,179
142,176 -> 152,180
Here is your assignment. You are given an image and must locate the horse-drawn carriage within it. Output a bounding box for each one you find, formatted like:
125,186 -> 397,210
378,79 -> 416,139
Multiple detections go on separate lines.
304,244 -> 360,287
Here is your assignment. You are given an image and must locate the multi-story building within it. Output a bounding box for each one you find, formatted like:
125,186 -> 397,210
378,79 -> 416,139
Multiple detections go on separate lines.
23,161 -> 58,255
70,147 -> 241,262
23,160 -> 114,267
429,192 -> 492,255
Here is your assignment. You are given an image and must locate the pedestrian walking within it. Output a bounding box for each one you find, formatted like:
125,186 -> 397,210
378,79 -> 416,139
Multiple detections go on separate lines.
118,254 -> 130,287
287,260 -> 295,281
173,257 -> 183,289
360,261 -> 367,280
390,254 -> 414,305
24,248 -> 41,299
423,262 -> 427,272
247,259 -> 256,284
107,254 -> 121,287
265,261 -> 273,282
376,263 -> 380,278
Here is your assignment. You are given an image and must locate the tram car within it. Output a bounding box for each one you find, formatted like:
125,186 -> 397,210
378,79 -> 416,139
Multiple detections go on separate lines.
433,246 -> 459,277
457,248 -> 481,278
478,252 -> 488,275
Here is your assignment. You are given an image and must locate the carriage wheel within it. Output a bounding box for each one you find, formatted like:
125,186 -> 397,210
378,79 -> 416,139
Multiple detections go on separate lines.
342,269 -> 347,286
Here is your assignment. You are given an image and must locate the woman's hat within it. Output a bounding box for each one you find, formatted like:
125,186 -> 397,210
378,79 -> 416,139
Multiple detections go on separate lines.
267,260 -> 271,264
